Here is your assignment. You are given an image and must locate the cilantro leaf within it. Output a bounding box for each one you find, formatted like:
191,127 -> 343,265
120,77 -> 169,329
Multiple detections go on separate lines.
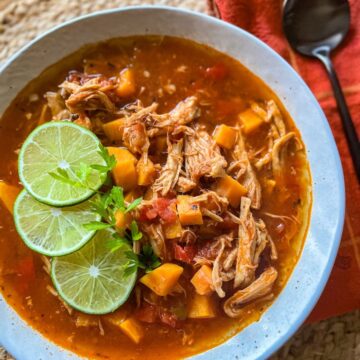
125,197 -> 142,213
83,221 -> 112,231
130,220 -> 142,241
98,144 -> 116,171
138,244 -> 161,273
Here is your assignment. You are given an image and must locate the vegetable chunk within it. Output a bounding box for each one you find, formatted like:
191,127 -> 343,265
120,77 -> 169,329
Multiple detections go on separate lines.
116,68 -> 136,98
191,265 -> 213,295
239,108 -> 264,135
137,157 -> 156,186
215,175 -> 247,208
107,147 -> 138,191
0,182 -> 21,214
118,318 -> 144,344
188,293 -> 216,319
140,263 -> 183,296
102,118 -> 126,142
177,195 -> 203,225
213,125 -> 238,149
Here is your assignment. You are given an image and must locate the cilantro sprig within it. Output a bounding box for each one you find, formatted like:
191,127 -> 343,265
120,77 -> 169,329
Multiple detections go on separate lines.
47,142 -> 160,278
48,144 -> 116,190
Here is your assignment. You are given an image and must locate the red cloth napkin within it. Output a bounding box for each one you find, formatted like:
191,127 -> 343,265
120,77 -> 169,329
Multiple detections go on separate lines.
207,0 -> 360,322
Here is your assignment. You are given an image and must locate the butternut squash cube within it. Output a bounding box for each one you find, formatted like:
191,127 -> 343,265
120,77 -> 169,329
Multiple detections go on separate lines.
107,147 -> 138,191
163,219 -> 183,239
213,125 -> 238,149
116,68 -> 136,98
137,158 -> 156,186
188,294 -> 216,319
140,263 -> 183,296
216,175 -> 247,208
177,195 -> 203,226
102,118 -> 126,142
119,318 -> 144,344
115,210 -> 132,233
0,182 -> 21,214
191,265 -> 213,295
239,108 -> 264,135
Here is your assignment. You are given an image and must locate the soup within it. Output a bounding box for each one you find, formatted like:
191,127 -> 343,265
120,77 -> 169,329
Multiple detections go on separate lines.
0,36 -> 311,359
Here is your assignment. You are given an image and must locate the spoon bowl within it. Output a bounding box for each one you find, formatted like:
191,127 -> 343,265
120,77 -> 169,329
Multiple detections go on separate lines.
283,0 -> 360,179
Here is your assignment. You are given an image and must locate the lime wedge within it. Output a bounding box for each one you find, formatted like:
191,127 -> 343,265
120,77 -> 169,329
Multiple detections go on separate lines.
14,190 -> 100,256
18,121 -> 107,206
51,228 -> 136,314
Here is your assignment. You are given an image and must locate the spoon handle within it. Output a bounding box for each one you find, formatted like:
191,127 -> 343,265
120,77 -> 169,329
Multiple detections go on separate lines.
315,49 -> 360,181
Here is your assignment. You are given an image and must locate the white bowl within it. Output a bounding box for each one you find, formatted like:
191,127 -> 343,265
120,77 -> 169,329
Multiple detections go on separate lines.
0,6 -> 345,360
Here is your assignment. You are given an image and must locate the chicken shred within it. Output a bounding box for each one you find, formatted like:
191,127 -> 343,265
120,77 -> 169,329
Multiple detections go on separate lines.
224,267 -> 278,318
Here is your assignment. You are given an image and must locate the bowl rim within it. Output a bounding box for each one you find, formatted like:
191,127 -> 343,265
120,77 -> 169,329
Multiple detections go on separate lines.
0,5 -> 345,360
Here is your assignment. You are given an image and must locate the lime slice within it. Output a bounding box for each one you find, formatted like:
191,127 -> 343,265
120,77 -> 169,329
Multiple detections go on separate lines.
14,190 -> 100,256
51,228 -> 136,314
18,121 -> 107,206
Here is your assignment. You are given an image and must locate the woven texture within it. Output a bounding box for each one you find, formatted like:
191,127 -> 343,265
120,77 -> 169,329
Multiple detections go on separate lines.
0,1 -> 359,359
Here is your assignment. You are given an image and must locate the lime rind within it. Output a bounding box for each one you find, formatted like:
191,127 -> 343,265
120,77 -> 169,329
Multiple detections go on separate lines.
51,228 -> 137,315
14,190 -> 100,257
18,121 -> 107,207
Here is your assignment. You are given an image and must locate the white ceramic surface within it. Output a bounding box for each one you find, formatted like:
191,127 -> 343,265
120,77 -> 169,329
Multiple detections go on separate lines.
0,6 -> 345,360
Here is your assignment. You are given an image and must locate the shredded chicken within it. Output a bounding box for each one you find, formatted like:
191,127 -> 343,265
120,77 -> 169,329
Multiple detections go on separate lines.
123,122 -> 150,155
212,233 -> 234,298
228,129 -> 261,209
152,96 -> 200,128
176,176 -> 197,193
141,223 -> 167,260
224,267 -> 278,318
234,197 -> 257,288
152,139 -> 183,196
184,127 -> 227,183
60,77 -> 116,114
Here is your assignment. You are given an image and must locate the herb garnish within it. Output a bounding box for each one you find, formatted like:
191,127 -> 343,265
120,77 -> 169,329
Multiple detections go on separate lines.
47,144 -> 159,277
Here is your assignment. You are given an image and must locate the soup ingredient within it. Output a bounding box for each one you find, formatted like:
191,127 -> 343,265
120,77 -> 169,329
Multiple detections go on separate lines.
188,294 -> 216,319
13,190 -> 100,256
0,181 -> 21,214
51,228 -> 137,314
107,147 -> 138,191
224,267 -> 278,318
115,68 -> 136,98
191,265 -> 214,295
215,175 -> 248,208
117,317 -> 144,344
213,125 -> 238,149
139,263 -> 183,296
177,195 -> 203,225
18,121 -> 108,206
238,108 -> 264,134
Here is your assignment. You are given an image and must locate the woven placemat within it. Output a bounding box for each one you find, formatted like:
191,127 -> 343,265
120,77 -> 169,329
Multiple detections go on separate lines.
0,1 -> 359,359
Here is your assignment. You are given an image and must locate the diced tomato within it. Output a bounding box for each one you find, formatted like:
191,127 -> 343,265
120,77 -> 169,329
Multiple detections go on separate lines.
153,198 -> 177,223
174,244 -> 196,264
205,63 -> 228,81
139,198 -> 177,223
158,310 -> 179,328
135,303 -> 158,323
139,206 -> 158,222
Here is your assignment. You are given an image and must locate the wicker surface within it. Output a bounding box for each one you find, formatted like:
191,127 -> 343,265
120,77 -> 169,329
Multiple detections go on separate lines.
0,1 -> 359,359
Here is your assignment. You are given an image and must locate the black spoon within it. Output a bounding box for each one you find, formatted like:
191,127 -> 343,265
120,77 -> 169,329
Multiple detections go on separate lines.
283,0 -> 360,180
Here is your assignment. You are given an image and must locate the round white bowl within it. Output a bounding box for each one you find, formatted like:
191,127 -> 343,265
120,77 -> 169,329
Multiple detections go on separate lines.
0,6 -> 345,360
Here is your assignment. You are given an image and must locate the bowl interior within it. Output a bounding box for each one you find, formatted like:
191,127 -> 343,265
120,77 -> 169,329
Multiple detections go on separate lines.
0,6 -> 344,360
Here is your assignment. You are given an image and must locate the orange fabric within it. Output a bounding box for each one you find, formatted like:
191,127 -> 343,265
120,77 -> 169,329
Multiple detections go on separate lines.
208,0 -> 360,322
